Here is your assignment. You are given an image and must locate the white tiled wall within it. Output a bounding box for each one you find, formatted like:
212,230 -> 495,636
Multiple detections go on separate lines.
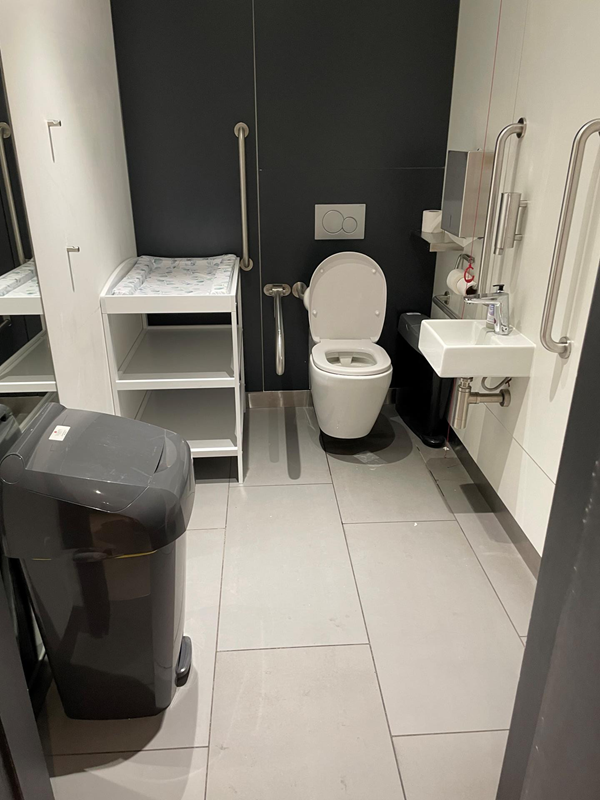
436,0 -> 600,554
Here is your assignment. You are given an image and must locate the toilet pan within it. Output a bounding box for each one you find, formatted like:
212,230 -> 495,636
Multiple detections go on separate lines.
310,357 -> 392,438
306,252 -> 392,438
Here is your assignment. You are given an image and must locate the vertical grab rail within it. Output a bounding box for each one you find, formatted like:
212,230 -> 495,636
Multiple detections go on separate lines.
264,283 -> 291,375
541,119 -> 600,359
478,119 -> 526,295
234,122 -> 253,271
0,122 -> 25,264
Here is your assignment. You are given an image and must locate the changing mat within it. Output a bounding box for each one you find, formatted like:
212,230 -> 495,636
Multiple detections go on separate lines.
111,254 -> 237,297
0,261 -> 38,297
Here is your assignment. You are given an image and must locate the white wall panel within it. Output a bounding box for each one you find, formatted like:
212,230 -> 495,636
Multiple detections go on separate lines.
436,0 -> 600,553
0,0 -> 136,412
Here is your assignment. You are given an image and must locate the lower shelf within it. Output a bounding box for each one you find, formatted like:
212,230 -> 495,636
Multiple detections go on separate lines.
0,333 -> 56,392
136,388 -> 237,457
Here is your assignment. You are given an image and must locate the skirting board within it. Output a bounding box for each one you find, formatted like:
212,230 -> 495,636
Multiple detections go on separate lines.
247,390 -> 313,408
247,388 -> 397,409
450,432 -> 541,578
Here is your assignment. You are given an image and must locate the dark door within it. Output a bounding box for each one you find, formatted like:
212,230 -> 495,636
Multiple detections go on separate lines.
0,577 -> 54,800
497,260 -> 600,797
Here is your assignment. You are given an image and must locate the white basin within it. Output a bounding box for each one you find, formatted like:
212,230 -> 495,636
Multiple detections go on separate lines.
418,319 -> 535,378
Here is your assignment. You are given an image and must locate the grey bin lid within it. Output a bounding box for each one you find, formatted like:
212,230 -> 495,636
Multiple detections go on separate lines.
0,405 -> 166,514
398,312 -> 429,352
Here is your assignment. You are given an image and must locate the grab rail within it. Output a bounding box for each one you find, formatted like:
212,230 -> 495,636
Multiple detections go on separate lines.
234,122 -> 253,271
541,119 -> 600,359
0,122 -> 25,264
479,119 -> 526,294
264,283 -> 291,375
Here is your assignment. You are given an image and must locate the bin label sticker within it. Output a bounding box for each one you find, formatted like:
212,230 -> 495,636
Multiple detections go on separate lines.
49,425 -> 70,442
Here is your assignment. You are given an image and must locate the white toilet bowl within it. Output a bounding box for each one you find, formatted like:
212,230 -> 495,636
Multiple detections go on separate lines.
305,253 -> 392,438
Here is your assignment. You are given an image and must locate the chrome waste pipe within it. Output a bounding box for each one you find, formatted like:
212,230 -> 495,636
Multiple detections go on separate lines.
452,377 -> 511,429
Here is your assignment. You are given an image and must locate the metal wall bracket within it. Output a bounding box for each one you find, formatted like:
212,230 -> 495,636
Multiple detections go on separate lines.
292,282 -> 307,299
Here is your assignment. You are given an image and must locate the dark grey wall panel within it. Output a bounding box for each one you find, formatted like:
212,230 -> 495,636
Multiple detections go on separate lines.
255,0 -> 457,390
111,0 -> 459,392
110,0 -> 263,390
254,0 -> 458,170
259,167 -> 442,389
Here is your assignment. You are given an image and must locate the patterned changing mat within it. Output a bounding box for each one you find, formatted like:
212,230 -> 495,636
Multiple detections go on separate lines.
112,254 -> 237,297
0,261 -> 39,297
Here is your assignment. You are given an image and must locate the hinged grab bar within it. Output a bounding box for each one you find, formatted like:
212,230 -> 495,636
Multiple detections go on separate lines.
264,283 -> 291,375
0,122 -> 25,264
541,119 -> 600,359
234,122 -> 253,271
479,118 -> 526,294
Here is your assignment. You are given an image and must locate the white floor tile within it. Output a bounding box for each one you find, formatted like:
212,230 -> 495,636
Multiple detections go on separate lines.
218,484 -> 366,650
455,512 -> 536,636
39,530 -> 224,755
206,645 -> 403,800
242,407 -> 331,485
394,730 -> 508,800
346,521 -> 523,734
326,411 -> 454,524
189,458 -> 231,530
49,747 -> 207,800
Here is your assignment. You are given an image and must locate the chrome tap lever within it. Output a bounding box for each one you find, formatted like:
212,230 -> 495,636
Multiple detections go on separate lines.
465,285 -> 510,335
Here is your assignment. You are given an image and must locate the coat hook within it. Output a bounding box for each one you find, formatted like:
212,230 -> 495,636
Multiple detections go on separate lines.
66,245 -> 80,292
46,119 -> 62,162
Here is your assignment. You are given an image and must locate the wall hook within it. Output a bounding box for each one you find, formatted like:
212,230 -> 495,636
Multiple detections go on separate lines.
46,119 -> 62,162
66,245 -> 80,291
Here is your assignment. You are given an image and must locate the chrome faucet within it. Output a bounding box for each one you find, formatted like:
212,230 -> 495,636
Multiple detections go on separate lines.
465,284 -> 510,335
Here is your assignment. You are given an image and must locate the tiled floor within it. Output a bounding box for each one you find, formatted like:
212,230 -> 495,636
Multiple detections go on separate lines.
45,406 -> 535,800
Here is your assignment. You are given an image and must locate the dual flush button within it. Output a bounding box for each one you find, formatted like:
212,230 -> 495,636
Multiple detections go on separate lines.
314,204 -> 366,240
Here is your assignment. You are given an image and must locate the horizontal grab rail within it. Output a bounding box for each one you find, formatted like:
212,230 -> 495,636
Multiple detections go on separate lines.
234,122 -> 253,271
541,118 -> 600,359
264,284 -> 290,375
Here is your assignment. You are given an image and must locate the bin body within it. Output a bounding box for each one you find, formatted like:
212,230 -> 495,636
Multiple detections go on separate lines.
0,403 -> 194,719
395,313 -> 453,448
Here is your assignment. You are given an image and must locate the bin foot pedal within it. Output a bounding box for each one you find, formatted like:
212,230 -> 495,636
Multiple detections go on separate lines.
176,635 -> 192,687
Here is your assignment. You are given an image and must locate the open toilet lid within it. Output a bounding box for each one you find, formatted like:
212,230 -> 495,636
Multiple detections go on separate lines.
308,252 -> 386,342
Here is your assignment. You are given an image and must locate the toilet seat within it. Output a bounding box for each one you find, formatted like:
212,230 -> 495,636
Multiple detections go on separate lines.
308,252 -> 386,342
311,339 -> 391,376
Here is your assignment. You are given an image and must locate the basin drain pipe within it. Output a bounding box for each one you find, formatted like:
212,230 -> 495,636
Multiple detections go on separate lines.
452,377 -> 511,429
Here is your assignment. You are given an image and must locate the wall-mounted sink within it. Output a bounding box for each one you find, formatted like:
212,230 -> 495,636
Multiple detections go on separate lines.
418,319 -> 535,378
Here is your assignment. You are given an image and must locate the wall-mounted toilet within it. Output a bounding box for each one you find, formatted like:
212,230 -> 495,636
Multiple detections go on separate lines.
304,252 -> 392,438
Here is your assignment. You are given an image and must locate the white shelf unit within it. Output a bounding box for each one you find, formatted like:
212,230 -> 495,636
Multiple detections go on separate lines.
0,331 -> 57,393
101,258 -> 245,481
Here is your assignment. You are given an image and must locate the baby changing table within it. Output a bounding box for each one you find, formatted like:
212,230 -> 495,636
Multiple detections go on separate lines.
101,254 -> 245,482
